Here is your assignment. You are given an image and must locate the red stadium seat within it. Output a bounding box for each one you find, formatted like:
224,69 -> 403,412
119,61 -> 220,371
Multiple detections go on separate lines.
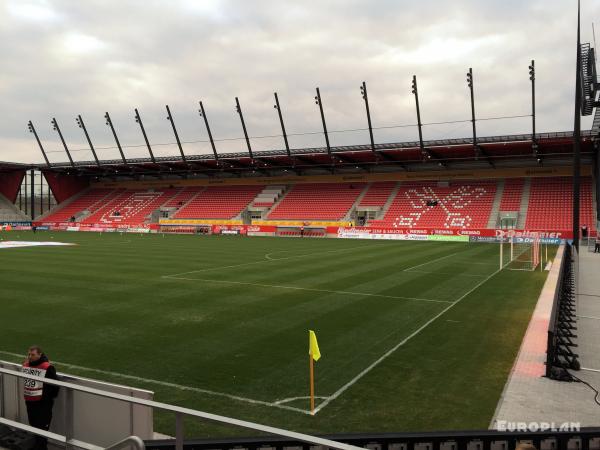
371,180 -> 496,229
524,177 -> 595,232
268,183 -> 365,220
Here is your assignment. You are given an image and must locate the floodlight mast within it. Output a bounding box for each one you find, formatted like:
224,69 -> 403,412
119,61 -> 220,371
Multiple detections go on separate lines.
165,105 -> 186,163
104,112 -> 128,165
411,75 -> 426,157
30,170 -> 35,220
573,0 -> 582,251
235,97 -> 253,160
529,60 -> 537,145
273,92 -> 291,157
27,121 -> 51,167
529,61 -> 541,164
198,101 -> 219,162
134,108 -> 156,163
75,115 -> 100,166
360,81 -> 376,152
466,68 -> 478,150
314,88 -> 331,155
51,117 -> 74,167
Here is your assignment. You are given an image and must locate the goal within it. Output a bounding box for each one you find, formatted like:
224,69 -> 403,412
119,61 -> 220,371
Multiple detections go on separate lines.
500,234 -> 541,271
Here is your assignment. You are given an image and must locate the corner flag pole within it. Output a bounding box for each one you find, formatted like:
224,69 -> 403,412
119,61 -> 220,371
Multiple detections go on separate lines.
308,330 -> 321,415
309,351 -> 315,414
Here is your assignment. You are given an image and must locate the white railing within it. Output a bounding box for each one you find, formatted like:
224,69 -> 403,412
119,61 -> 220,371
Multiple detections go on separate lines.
0,414 -> 144,450
0,367 -> 363,450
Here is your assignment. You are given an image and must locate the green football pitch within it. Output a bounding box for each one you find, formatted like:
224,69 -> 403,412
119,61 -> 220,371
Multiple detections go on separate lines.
0,231 -> 552,437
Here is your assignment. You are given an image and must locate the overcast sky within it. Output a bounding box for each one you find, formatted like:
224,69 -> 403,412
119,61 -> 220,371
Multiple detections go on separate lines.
0,0 -> 598,164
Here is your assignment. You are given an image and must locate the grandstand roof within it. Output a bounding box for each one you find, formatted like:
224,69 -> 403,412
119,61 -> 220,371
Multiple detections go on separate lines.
10,130 -> 598,180
0,161 -> 31,173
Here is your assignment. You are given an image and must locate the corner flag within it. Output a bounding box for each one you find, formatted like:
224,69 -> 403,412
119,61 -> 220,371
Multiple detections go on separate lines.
309,330 -> 321,361
308,330 -> 321,415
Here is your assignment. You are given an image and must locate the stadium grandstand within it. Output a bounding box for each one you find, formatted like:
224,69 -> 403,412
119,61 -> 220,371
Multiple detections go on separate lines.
1,1 -> 600,450
5,133 -> 598,239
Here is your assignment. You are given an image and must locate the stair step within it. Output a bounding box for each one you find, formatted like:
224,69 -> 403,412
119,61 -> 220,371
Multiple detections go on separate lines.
517,178 -> 531,229
487,179 -> 505,228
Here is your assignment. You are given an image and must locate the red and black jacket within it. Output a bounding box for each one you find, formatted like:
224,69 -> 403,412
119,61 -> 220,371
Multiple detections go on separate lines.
22,354 -> 59,402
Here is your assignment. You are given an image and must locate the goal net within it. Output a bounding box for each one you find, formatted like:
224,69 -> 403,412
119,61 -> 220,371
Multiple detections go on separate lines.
500,235 -> 541,271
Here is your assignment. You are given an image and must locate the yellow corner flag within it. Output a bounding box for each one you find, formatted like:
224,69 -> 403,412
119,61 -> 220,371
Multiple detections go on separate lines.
309,330 -> 321,361
308,330 -> 321,414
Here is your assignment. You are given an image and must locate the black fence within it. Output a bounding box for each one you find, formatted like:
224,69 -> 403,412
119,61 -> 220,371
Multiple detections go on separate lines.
545,244 -> 579,380
147,427 -> 600,450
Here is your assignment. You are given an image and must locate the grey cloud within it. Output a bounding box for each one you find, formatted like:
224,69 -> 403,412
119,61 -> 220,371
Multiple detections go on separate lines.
0,0 -> 597,164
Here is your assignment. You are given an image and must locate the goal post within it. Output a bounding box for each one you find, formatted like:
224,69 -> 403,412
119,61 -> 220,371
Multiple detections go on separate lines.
500,233 -> 541,271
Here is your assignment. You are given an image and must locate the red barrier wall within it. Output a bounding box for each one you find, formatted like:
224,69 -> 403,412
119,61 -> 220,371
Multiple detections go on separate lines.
43,171 -> 89,203
0,170 -> 25,203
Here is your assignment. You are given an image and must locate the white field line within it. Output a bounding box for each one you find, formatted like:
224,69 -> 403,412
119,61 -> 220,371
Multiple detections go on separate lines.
0,350 -> 309,415
402,251 -> 463,272
452,261 -> 498,266
163,244 -> 384,278
312,265 -> 502,415
581,367 -> 600,373
274,396 -> 328,405
265,251 -> 289,260
167,277 -> 452,304
403,269 -> 487,278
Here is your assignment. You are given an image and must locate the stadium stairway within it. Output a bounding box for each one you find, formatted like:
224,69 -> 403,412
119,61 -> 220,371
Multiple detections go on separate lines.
34,188 -> 86,222
344,184 -> 370,221
376,181 -> 401,220
259,185 -> 291,217
486,179 -> 505,228
251,186 -> 286,209
516,178 -> 531,229
161,187 -> 205,219
74,190 -> 123,223
40,188 -> 117,223
0,193 -> 29,222
162,187 -> 204,209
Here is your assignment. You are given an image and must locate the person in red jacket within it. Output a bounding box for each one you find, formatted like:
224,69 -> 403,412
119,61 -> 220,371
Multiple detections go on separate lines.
22,346 -> 59,450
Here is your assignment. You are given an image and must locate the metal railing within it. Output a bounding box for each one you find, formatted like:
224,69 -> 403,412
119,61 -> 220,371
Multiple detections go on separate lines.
106,436 -> 145,450
545,244 -> 580,379
0,367 -> 362,450
0,414 -> 144,450
146,427 -> 600,450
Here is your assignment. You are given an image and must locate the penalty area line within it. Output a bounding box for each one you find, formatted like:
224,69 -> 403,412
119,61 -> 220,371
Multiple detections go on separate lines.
0,350 -> 309,415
